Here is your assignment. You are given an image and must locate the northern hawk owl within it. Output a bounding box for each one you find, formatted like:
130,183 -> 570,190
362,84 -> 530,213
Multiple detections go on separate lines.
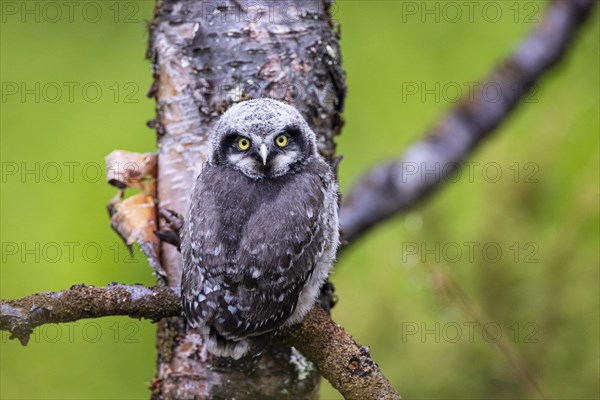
181,98 -> 339,359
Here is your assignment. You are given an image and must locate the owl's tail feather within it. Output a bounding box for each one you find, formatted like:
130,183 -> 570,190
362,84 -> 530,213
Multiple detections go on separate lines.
204,329 -> 275,373
206,329 -> 250,360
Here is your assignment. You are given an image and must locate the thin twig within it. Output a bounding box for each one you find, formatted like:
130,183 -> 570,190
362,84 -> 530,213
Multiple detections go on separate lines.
427,264 -> 550,399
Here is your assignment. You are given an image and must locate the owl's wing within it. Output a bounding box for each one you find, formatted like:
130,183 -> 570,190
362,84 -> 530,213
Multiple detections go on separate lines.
182,161 -> 336,341
181,164 -> 248,334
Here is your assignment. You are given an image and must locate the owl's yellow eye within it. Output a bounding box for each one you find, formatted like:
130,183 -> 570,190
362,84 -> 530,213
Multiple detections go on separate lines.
237,137 -> 251,151
275,134 -> 288,147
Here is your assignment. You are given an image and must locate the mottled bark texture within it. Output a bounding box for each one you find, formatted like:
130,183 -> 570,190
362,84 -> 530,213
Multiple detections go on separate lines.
1,0 -> 594,398
1,287 -> 399,399
0,284 -> 179,346
339,0 -> 596,247
280,307 -> 401,400
147,0 -> 345,398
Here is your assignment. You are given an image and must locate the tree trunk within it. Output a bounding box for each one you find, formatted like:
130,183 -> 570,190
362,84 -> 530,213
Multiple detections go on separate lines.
147,0 -> 346,398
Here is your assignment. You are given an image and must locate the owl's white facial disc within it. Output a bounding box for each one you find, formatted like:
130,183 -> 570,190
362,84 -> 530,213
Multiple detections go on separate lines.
211,99 -> 318,180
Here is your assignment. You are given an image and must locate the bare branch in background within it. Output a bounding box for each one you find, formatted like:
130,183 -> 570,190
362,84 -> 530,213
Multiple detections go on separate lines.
0,285 -> 400,400
2,1 -> 594,398
339,0 -> 596,248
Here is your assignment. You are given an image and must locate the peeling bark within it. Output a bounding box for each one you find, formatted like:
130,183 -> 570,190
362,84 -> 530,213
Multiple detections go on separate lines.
108,193 -> 163,276
105,150 -> 157,192
105,151 -> 162,276
2,0 -> 591,398
147,0 -> 346,398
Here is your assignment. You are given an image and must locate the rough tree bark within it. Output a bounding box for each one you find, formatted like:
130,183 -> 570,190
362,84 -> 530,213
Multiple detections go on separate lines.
1,0 -> 594,399
146,0 -> 345,398
0,286 -> 401,400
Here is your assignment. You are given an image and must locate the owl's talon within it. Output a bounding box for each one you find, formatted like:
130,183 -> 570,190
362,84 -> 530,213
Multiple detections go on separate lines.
154,229 -> 181,250
156,207 -> 184,250
159,208 -> 184,232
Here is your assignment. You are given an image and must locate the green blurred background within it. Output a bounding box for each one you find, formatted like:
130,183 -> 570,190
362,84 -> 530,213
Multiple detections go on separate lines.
1,1 -> 598,399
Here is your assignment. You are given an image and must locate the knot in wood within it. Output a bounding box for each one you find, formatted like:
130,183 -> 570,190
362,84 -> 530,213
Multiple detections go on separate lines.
347,356 -> 360,372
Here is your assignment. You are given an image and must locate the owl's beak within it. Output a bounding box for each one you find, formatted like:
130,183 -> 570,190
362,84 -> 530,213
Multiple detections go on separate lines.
259,143 -> 269,165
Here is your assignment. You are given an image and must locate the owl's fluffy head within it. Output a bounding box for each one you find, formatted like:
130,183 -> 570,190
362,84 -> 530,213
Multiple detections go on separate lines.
209,98 -> 318,180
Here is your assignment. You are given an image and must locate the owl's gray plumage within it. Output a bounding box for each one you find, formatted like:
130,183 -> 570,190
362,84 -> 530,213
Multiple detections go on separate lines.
181,98 -> 339,359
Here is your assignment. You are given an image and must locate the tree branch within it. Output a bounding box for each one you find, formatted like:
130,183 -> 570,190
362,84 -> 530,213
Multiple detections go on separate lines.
338,0 -> 596,247
147,0 -> 346,395
280,307 -> 401,400
1,285 -> 401,400
0,284 -> 180,345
